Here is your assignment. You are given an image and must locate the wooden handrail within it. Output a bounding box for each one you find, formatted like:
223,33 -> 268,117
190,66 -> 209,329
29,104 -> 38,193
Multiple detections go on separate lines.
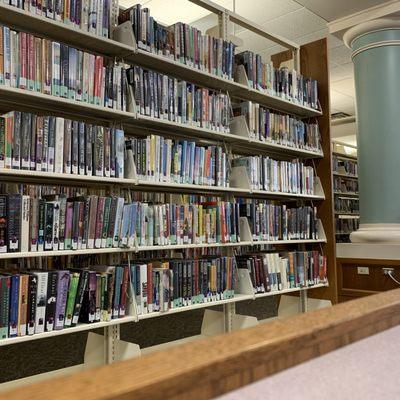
2,289 -> 400,400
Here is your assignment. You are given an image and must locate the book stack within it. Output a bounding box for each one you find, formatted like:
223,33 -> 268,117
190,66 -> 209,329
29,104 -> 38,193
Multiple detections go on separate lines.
3,1 -> 112,38
233,101 -> 321,151
333,176 -> 358,194
126,66 -> 231,132
0,264 -> 130,339
0,111 -> 125,177
126,134 -> 229,187
238,200 -> 319,241
336,218 -> 359,236
234,51 -> 319,109
0,26 -> 128,110
119,4 -> 236,80
0,194 -> 243,253
334,197 -> 359,214
237,251 -> 327,293
333,157 -> 358,176
232,155 -> 315,194
131,256 -> 236,315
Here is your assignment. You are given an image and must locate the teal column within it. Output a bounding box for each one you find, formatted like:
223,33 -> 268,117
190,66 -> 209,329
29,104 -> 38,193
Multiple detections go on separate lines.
344,19 -> 400,242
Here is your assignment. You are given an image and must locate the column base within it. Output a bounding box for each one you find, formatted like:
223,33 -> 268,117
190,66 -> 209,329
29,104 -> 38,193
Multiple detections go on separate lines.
351,224 -> 400,243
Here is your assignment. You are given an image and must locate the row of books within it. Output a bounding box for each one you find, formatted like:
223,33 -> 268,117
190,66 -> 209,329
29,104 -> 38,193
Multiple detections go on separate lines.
3,0 -> 112,38
237,251 -> 327,293
0,26 -> 128,110
335,218 -> 359,235
0,195 -> 243,253
334,198 -> 359,214
126,134 -> 229,187
131,257 -> 236,315
333,176 -> 358,194
0,194 -> 321,254
234,51 -> 319,110
119,5 -> 236,80
239,201 -> 319,241
0,264 -> 130,339
333,157 -> 358,176
127,66 -> 231,132
232,155 -> 315,195
233,101 -> 321,151
0,111 -> 125,177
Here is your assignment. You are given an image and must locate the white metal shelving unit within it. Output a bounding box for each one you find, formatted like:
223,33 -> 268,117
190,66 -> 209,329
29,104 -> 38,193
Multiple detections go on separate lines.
0,0 -> 330,375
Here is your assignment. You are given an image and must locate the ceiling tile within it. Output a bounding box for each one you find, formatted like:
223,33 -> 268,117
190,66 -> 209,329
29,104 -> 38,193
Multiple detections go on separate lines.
330,44 -> 352,65
332,77 -> 355,97
233,0 -> 303,26
330,62 -> 354,82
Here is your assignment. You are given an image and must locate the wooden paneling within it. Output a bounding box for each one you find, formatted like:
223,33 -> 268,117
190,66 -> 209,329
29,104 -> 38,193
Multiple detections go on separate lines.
337,258 -> 400,301
2,290 -> 400,400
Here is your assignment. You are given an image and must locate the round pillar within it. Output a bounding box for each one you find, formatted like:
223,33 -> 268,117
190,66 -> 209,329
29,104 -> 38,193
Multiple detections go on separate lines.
344,19 -> 400,242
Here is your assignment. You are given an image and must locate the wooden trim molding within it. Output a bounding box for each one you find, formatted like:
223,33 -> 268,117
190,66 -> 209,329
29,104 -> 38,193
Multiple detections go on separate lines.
2,289 -> 400,400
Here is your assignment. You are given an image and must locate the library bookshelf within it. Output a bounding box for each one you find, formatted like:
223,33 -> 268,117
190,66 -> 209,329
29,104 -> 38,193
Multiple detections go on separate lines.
0,0 -> 335,381
332,141 -> 359,243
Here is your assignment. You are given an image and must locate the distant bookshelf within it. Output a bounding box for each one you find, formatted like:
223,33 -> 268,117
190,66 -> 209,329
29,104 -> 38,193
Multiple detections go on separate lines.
332,141 -> 359,243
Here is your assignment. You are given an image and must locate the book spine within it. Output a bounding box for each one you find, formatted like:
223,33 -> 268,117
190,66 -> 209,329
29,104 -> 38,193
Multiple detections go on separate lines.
9,275 -> 19,338
27,274 -> 38,335
34,272 -> 48,334
45,271 -> 58,332
71,270 -> 88,326
64,272 -> 80,327
0,195 -> 7,253
54,271 -> 70,330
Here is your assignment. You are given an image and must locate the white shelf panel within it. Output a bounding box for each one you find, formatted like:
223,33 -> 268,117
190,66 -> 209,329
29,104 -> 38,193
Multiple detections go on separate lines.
0,238 -> 327,260
251,189 -> 325,201
137,293 -> 254,320
0,86 -> 133,123
254,283 -> 328,299
333,172 -> 358,180
0,4 -> 322,119
246,138 -> 323,159
0,169 -> 137,186
333,191 -> 359,197
252,238 -> 326,245
0,316 -> 136,347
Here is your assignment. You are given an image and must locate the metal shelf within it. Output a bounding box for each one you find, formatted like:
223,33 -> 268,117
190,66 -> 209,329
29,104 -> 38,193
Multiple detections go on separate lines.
254,282 -> 328,299
333,172 -> 358,180
0,238 -> 326,260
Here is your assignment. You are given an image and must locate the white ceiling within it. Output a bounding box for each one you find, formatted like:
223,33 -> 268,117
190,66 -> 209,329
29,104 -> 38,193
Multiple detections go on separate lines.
118,0 -> 395,145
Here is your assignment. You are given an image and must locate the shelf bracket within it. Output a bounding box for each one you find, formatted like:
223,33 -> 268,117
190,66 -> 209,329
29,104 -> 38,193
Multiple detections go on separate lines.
105,324 -> 120,364
223,302 -> 235,333
299,289 -> 308,313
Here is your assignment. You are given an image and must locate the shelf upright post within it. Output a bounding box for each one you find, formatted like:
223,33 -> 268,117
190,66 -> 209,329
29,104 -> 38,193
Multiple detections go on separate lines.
299,289 -> 308,313
104,324 -> 121,364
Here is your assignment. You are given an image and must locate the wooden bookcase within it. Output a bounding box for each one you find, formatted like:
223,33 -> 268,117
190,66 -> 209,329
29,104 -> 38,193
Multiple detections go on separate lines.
0,0 -> 336,380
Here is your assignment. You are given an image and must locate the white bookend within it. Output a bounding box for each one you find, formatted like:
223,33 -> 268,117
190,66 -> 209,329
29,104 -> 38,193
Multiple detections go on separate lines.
229,115 -> 252,139
235,64 -> 250,87
236,268 -> 255,298
314,176 -> 325,198
114,21 -> 138,50
317,219 -> 327,242
20,195 -> 30,252
230,165 -> 252,190
239,217 -> 253,243
124,148 -> 137,181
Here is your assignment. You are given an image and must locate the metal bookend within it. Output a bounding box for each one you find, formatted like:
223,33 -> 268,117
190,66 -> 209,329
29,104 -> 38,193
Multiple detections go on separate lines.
229,115 -> 252,139
230,165 -> 252,190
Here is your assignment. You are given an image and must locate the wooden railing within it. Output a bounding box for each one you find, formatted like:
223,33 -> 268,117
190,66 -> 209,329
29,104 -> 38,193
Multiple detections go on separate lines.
2,289 -> 400,400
